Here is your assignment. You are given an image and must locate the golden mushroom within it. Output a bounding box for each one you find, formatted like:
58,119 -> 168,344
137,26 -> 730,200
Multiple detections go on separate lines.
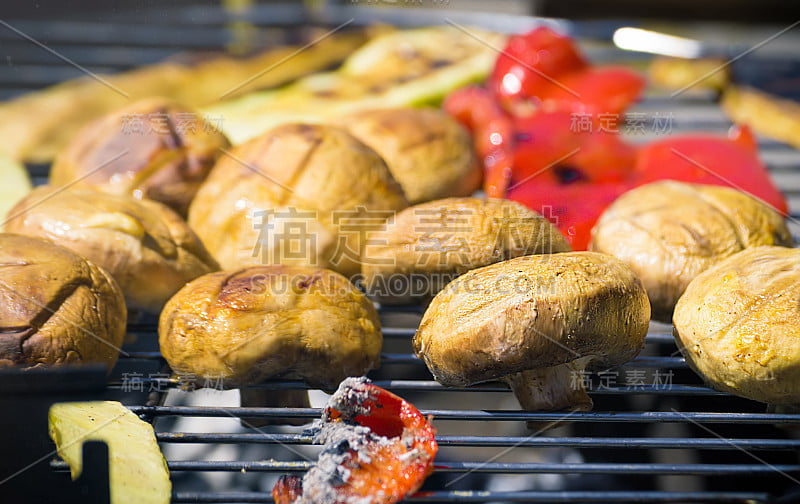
50,97 -> 230,216
361,197 -> 571,303
591,180 -> 792,321
340,107 -> 482,204
5,186 -> 218,314
188,123 -> 408,277
414,252 -> 650,423
159,265 -> 382,425
674,246 -> 800,409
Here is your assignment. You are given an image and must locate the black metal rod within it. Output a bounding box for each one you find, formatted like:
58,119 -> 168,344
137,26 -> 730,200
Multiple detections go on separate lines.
171,490 -> 770,503
81,460 -> 797,475
156,432 -> 800,450
109,378 -> 722,395
127,405 -> 800,423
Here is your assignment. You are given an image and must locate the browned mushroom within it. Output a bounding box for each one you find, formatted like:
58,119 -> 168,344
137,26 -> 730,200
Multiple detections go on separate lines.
0,233 -> 126,371
414,252 -> 650,425
674,246 -> 800,410
591,180 -> 792,321
188,123 -> 408,276
340,107 -> 482,204
49,97 -> 230,216
361,197 -> 571,303
159,265 -> 382,425
5,186 -> 218,313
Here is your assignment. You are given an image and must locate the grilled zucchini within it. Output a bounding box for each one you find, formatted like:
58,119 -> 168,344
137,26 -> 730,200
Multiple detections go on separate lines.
48,401 -> 171,504
0,152 -> 31,221
206,26 -> 507,144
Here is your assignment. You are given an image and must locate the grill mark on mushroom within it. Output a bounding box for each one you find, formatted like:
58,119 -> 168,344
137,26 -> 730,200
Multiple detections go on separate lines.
276,131 -> 323,207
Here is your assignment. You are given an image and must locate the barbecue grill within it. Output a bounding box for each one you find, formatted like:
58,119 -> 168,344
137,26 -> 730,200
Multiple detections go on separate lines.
1,2 -> 800,503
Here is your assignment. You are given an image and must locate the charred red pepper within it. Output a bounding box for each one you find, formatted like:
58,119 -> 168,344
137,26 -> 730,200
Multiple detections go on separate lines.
273,378 -> 438,504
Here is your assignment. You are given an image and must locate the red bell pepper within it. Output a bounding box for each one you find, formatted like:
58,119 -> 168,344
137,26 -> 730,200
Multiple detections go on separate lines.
444,86 -> 515,197
490,26 -> 587,111
633,125 -> 788,215
445,27 -> 788,251
273,378 -> 438,504
489,27 -> 644,118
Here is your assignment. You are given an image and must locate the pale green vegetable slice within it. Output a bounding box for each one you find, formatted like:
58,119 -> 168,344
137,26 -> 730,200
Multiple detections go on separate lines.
0,152 -> 32,222
48,401 -> 171,504
205,26 -> 506,144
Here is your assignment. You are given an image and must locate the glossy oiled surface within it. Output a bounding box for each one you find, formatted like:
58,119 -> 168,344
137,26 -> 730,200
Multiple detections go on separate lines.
0,233 -> 125,370
49,97 -> 231,216
674,246 -> 800,405
414,251 -> 650,386
159,265 -> 382,388
5,186 -> 218,313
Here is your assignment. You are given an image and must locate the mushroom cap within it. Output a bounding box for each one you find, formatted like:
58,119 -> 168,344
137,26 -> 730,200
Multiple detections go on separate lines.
5,186 -> 218,313
591,180 -> 792,321
673,246 -> 800,405
158,265 -> 382,388
413,251 -> 650,387
50,97 -> 230,216
340,107 -> 482,204
0,233 -> 126,370
188,123 -> 408,276
361,197 -> 571,301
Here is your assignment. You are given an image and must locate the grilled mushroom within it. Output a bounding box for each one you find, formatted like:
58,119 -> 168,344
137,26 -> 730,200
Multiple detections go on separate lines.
361,197 -> 571,303
0,234 -> 126,371
414,252 -> 650,424
159,265 -> 382,425
591,180 -> 792,321
5,186 -> 219,314
340,107 -> 482,204
50,97 -> 230,216
674,246 -> 800,408
188,123 -> 408,276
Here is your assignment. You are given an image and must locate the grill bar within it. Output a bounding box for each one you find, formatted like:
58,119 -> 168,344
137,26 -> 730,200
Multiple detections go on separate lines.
130,405 -> 800,423
171,490 -> 772,503
50,459 -> 800,475
122,325 -> 681,344
113,381 -> 724,396
156,432 -> 800,450
119,352 -> 689,368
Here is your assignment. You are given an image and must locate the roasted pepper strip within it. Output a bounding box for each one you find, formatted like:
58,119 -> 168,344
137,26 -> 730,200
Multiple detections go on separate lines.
633,125 -> 788,215
444,86 -> 515,197
489,27 -> 644,118
273,378 -> 438,504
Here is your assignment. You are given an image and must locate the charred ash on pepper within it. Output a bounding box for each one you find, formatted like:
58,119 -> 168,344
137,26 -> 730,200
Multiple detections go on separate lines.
276,377 -> 416,504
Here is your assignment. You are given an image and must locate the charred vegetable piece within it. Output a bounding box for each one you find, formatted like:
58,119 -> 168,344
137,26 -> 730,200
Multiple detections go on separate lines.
273,378 -> 437,504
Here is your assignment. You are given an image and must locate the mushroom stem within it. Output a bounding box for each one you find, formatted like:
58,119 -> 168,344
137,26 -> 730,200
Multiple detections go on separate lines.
239,388 -> 311,428
503,357 -> 594,431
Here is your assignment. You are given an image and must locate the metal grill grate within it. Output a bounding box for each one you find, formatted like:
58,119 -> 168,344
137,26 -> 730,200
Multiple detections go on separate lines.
2,3 -> 800,503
